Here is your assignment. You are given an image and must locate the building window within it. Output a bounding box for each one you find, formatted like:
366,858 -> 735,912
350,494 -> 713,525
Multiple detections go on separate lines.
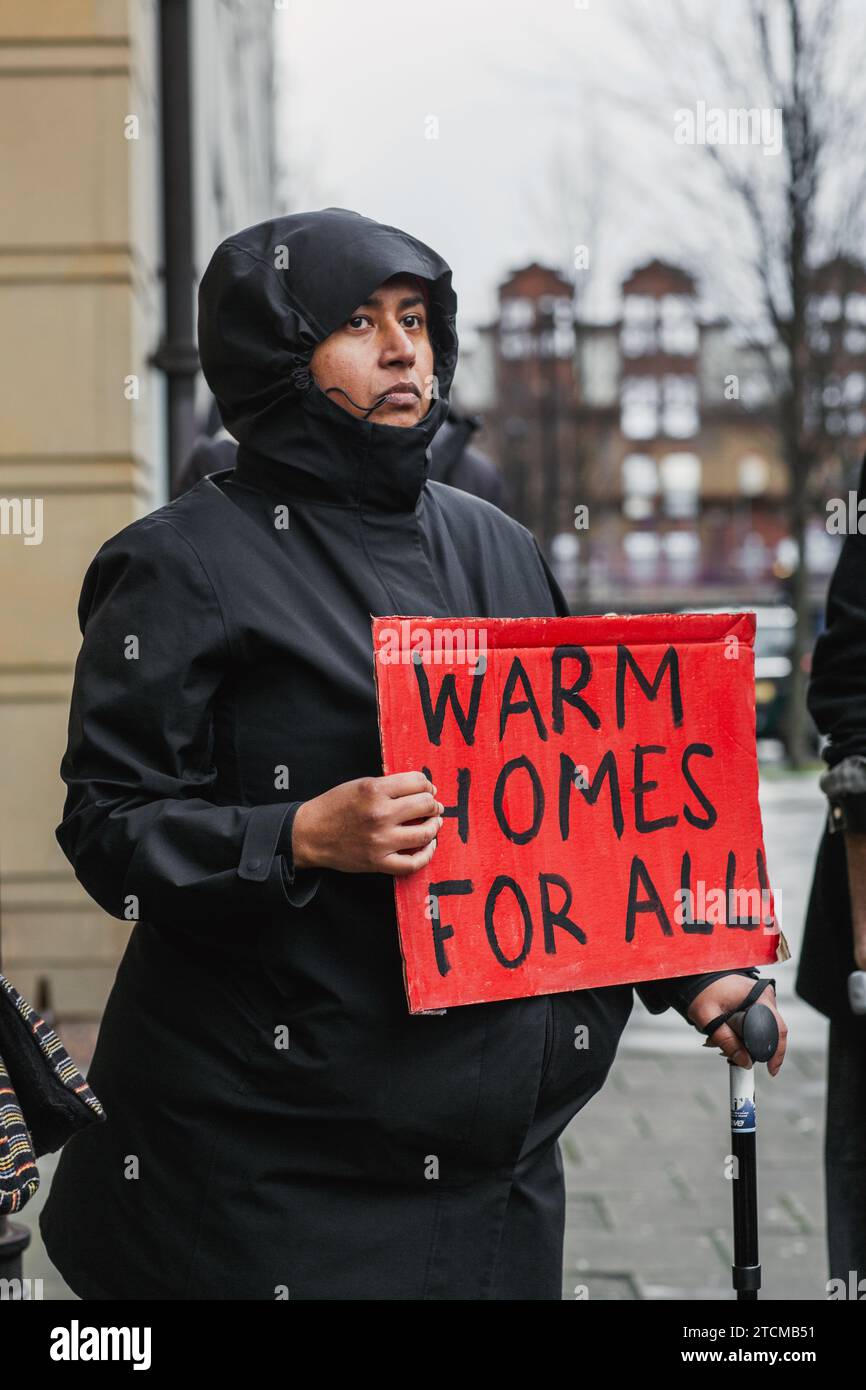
738,454 -> 769,496
538,293 -> 574,326
624,530 -> 661,581
556,327 -> 575,357
660,452 -> 701,518
622,453 -> 658,519
817,292 -> 842,322
846,292 -> 866,324
621,292 -> 697,356
662,529 -> 700,582
659,295 -> 698,354
501,297 -> 534,329
500,294 -> 574,358
621,295 -> 657,356
820,372 -> 866,435
500,332 -> 535,359
822,376 -> 843,409
499,297 -> 535,359
551,532 -> 580,594
844,292 -> 866,350
738,531 -> 769,578
620,376 -> 659,438
661,375 -> 699,437
740,373 -> 772,409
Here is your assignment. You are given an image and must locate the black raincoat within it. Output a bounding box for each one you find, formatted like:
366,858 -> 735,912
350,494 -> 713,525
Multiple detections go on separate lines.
40,208 -> 758,1300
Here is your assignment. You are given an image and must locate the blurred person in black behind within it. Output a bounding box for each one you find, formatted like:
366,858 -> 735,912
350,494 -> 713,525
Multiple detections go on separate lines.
40,208 -> 783,1301
798,449 -> 866,1292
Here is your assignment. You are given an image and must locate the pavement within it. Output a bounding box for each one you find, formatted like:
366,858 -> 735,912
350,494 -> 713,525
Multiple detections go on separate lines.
10,769 -> 835,1302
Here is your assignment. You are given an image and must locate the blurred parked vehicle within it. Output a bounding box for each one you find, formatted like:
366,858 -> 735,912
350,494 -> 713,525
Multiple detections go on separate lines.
753,606 -> 797,746
678,604 -> 821,756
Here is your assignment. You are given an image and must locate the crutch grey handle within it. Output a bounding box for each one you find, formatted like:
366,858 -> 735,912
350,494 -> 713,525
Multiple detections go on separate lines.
726,1001 -> 779,1064
694,976 -> 777,1064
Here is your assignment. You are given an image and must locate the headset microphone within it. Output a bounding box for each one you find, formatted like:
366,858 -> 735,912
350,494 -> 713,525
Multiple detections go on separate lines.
324,385 -> 398,419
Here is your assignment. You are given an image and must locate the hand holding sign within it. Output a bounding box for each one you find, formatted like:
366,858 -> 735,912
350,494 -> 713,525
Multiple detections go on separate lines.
372,612 -> 789,1013
292,771 -> 445,875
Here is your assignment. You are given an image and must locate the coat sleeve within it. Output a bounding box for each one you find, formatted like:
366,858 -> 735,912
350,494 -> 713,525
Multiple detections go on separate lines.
632,969 -> 761,1019
56,515 -> 321,926
528,532 -> 766,1019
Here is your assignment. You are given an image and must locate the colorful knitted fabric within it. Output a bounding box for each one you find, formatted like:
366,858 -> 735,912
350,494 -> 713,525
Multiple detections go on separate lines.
0,1054 -> 39,1213
0,973 -> 105,1213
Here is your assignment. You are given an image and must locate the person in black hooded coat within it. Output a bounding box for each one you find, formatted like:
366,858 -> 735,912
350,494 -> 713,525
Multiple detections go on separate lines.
797,448 -> 866,1287
39,208 -> 780,1301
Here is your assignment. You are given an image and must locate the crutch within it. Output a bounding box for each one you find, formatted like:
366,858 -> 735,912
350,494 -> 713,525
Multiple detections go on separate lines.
695,976 -> 779,1300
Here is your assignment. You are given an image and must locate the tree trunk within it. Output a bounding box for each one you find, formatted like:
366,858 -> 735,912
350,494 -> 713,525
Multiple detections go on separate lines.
784,489 -> 812,768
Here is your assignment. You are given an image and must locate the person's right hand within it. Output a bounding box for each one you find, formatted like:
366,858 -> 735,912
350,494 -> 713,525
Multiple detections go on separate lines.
290,771 -> 445,876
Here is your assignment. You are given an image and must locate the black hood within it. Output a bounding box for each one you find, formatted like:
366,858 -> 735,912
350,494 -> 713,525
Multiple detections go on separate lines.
197,208 -> 459,512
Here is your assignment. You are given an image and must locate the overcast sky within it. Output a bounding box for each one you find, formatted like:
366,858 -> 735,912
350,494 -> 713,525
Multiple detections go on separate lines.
273,0 -> 864,333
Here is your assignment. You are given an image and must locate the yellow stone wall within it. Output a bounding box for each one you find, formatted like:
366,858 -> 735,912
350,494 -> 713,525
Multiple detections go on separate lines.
0,1 -> 164,1014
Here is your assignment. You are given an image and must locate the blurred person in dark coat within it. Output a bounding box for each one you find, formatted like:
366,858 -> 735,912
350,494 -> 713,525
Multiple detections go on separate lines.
798,449 -> 866,1292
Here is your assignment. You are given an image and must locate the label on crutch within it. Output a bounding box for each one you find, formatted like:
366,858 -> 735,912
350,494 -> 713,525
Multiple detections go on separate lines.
731,1069 -> 756,1133
731,1095 -> 756,1132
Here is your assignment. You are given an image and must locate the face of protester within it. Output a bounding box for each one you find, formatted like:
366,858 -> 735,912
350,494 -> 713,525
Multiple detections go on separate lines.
310,273 -> 435,426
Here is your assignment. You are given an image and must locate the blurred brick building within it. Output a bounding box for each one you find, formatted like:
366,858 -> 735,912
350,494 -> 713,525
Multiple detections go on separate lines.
464,256 -> 866,616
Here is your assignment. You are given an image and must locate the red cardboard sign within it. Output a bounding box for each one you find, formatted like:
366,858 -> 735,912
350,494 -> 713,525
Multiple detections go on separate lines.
372,613 -> 788,1013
